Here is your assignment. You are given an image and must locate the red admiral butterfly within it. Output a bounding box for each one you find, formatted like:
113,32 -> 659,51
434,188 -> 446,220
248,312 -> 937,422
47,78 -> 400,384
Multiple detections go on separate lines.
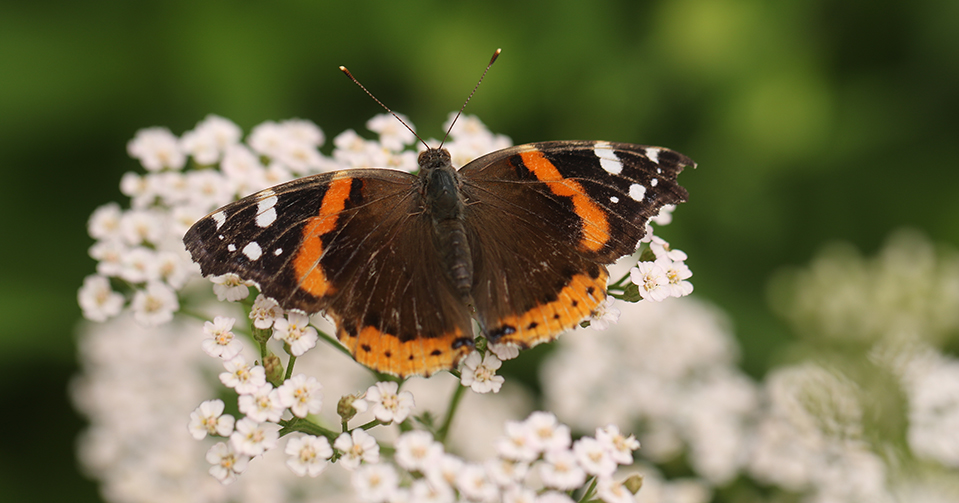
183,50 -> 694,377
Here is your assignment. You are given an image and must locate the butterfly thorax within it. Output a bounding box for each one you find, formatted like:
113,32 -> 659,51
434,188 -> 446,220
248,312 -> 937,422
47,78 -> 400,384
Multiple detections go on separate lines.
418,148 -> 474,304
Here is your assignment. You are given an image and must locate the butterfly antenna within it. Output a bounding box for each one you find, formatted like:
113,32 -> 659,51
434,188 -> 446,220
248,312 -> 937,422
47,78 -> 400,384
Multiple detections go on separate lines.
339,65 -> 431,151
440,48 -> 501,149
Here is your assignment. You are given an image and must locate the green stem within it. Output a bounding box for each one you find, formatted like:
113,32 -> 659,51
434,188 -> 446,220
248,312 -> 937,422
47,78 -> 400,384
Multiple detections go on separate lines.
578,476 -> 598,503
436,381 -> 467,444
608,270 -> 632,290
278,417 -> 339,443
284,354 -> 296,381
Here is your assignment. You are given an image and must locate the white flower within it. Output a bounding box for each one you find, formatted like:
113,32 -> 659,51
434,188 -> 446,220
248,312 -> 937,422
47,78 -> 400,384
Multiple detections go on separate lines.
456,463 -> 499,503
539,449 -> 587,490
334,429 -> 380,470
272,312 -> 319,356
333,129 -> 392,168
249,294 -> 284,329
248,121 -> 286,157
589,297 -> 621,331
657,256 -> 694,298
283,118 -> 325,147
87,202 -> 123,241
485,457 -> 528,487
119,209 -> 164,246
230,417 -> 279,456
179,114 -> 242,165
89,239 -> 126,277
425,453 -> 464,490
573,436 -> 617,477
496,420 -> 539,462
249,119 -> 326,175
130,281 -> 178,326
120,171 -> 159,209
596,477 -> 636,503
536,491 -> 576,503
221,144 -> 267,194
395,430 -> 443,472
188,399 -> 235,439
78,275 -> 124,322
187,169 -> 235,209
409,478 -> 455,503
127,127 -> 186,171
503,485 -> 538,503
153,170 -> 190,205
460,351 -> 505,393
524,411 -> 571,454
276,374 -> 323,418
650,204 -> 676,226
206,441 -> 249,485
630,262 -> 670,302
596,425 -> 640,465
238,383 -> 285,423
365,381 -> 415,424
201,316 -> 243,360
352,463 -> 400,503
367,113 -> 416,151
489,343 -> 520,361
154,250 -> 192,290
219,355 -> 267,394
119,246 -> 158,283
285,434 -> 333,477
210,273 -> 251,302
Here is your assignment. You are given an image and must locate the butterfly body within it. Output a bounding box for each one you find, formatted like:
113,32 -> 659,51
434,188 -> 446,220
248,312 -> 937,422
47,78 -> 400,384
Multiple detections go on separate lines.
184,140 -> 694,377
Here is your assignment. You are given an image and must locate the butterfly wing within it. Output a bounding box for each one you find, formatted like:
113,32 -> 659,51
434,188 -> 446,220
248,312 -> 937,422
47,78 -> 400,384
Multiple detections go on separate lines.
459,141 -> 693,348
184,169 -> 475,377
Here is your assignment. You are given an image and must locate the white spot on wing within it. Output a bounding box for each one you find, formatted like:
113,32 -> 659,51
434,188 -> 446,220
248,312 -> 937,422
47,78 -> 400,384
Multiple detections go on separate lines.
593,141 -> 622,175
274,248 -> 283,256
610,196 -> 620,203
256,195 -> 279,228
243,242 -> 262,261
651,178 -> 659,187
256,207 -> 277,228
212,211 -> 226,230
629,183 -> 647,202
227,244 -> 236,252
645,147 -> 661,164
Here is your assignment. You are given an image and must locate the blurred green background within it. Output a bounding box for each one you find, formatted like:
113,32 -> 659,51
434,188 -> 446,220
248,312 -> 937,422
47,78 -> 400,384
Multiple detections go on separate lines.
1,0 -> 956,501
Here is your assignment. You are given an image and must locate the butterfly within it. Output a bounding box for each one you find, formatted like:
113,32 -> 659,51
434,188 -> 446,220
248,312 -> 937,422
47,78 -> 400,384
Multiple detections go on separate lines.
183,51 -> 694,378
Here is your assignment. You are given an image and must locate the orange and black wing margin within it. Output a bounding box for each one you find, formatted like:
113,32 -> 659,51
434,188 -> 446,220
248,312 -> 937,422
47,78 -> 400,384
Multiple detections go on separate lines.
459,141 -> 693,349
183,169 -> 475,377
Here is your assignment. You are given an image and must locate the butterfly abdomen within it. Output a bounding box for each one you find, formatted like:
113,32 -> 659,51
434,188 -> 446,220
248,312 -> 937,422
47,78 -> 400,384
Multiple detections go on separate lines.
421,150 -> 474,303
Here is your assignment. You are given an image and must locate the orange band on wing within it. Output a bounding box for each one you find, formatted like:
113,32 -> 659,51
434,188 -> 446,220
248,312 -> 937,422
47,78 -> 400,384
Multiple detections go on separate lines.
337,324 -> 473,378
491,267 -> 608,349
292,177 -> 354,297
519,150 -> 610,252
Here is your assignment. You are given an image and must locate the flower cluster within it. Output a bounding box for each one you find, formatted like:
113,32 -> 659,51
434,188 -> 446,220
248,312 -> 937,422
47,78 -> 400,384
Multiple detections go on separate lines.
350,413 -> 643,503
542,296 -> 757,486
751,230 -> 959,501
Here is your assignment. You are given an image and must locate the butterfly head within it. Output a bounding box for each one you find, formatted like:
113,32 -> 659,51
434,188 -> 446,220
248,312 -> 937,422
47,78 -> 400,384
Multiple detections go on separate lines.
417,147 -> 453,173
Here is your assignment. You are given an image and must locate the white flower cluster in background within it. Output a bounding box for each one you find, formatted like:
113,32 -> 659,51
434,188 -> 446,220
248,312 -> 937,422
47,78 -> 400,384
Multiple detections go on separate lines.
753,230 -> 959,502
74,113 -> 703,503
769,228 -> 959,346
542,297 -> 757,486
